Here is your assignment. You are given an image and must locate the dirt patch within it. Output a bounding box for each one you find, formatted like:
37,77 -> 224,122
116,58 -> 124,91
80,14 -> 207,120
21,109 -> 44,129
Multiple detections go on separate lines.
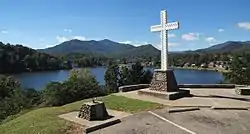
64,123 -> 84,134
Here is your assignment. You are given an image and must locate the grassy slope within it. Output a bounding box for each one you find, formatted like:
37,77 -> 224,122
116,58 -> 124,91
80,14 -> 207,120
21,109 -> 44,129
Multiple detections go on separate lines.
0,95 -> 162,134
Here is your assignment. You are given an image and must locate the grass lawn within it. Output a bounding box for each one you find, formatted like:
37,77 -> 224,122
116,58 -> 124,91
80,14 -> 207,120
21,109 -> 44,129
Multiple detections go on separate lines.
0,95 -> 162,134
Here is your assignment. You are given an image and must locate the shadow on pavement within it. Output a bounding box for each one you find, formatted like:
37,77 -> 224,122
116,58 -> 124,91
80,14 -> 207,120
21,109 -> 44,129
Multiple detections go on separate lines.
191,94 -> 250,102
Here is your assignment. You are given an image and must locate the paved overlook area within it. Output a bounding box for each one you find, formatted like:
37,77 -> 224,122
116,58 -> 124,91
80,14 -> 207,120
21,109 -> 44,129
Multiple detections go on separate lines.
90,88 -> 250,134
116,88 -> 250,107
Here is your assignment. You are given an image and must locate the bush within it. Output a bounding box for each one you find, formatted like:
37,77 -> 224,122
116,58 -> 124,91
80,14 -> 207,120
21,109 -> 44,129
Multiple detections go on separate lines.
104,61 -> 153,93
0,75 -> 41,122
42,68 -> 107,106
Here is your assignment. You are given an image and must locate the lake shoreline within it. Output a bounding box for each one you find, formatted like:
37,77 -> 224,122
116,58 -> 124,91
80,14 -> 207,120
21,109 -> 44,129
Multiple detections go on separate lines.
171,66 -> 229,73
13,67 -> 224,90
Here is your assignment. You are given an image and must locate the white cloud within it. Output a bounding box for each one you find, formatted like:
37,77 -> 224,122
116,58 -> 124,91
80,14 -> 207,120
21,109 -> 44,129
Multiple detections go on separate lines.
1,30 -> 8,34
118,41 -> 149,46
119,41 -> 132,44
134,41 -> 149,46
218,28 -> 224,32
168,34 -> 176,38
56,36 -> 69,43
205,37 -> 216,45
64,29 -> 72,33
73,36 -> 86,41
181,33 -> 199,41
56,35 -> 87,43
45,45 -> 55,48
237,22 -> 250,30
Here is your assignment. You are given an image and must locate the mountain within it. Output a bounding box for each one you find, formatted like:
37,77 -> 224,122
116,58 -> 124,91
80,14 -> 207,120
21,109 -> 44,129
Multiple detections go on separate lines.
39,39 -> 160,57
39,39 -> 135,54
116,44 -> 160,58
195,41 -> 250,53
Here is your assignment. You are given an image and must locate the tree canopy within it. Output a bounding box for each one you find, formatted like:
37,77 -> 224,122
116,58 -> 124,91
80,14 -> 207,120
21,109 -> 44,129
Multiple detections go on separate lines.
0,42 -> 71,74
224,52 -> 250,85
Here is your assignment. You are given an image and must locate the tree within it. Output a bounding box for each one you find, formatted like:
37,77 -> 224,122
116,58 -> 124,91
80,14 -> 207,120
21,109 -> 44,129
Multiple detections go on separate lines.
0,75 -> 20,99
119,66 -> 130,86
127,62 -> 145,84
224,52 -> 250,85
0,75 -> 41,121
42,82 -> 63,106
141,69 -> 153,84
0,42 -> 72,74
104,61 -> 153,90
104,62 -> 120,93
42,68 -> 104,106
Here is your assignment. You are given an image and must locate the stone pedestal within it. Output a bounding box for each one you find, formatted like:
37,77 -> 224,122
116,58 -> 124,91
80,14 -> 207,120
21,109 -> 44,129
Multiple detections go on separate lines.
150,69 -> 178,92
138,69 -> 190,100
78,101 -> 109,121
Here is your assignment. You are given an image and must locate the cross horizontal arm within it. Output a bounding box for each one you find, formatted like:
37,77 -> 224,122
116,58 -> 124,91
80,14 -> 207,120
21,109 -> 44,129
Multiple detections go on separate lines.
150,22 -> 179,32
150,25 -> 163,32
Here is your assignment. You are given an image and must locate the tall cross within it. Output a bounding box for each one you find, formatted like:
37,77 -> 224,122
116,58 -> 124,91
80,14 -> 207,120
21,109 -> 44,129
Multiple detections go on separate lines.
151,10 -> 179,70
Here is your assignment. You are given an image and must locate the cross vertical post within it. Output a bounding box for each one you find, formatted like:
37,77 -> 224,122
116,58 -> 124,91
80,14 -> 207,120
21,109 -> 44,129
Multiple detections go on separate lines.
161,10 -> 168,70
150,10 -> 179,71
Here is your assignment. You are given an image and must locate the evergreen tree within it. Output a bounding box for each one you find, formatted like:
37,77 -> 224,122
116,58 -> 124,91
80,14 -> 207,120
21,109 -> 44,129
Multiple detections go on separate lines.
104,62 -> 120,93
224,52 -> 250,85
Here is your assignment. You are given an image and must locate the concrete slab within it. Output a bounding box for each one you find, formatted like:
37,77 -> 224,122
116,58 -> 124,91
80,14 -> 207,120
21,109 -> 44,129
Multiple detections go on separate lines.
58,109 -> 131,133
138,88 -> 190,100
153,108 -> 250,134
88,108 -> 250,134
90,111 -> 189,134
115,88 -> 250,108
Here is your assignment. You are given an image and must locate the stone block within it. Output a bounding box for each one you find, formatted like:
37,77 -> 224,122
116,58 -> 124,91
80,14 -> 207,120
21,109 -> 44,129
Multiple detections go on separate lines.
167,107 -> 200,113
119,84 -> 149,92
78,101 -> 109,121
235,87 -> 250,95
138,88 -> 190,100
150,69 -> 179,92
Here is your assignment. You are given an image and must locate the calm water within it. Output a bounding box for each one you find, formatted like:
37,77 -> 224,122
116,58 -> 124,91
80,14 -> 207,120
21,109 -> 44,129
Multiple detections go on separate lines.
13,67 -> 224,90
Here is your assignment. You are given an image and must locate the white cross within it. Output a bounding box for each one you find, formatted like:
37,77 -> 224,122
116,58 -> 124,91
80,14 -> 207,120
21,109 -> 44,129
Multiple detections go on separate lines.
151,10 -> 179,70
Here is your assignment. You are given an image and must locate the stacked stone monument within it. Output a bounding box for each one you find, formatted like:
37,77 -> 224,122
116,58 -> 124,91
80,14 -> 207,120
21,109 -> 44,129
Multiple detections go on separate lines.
78,98 -> 109,121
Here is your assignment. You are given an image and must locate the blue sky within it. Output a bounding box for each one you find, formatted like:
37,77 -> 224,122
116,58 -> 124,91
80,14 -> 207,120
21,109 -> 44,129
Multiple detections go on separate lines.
0,0 -> 249,51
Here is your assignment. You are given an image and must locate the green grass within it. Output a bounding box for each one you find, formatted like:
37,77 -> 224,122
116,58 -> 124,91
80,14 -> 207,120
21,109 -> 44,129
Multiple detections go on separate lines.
0,95 -> 162,134
102,95 -> 162,113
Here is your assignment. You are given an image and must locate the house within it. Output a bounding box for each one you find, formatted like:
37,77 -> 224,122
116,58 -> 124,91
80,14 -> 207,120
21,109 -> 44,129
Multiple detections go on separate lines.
208,62 -> 215,68
184,62 -> 190,67
200,63 -> 207,68
191,64 -> 196,67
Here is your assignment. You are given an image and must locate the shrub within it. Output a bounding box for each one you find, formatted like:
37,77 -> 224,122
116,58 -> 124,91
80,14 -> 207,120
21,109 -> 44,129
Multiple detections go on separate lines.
0,75 -> 41,122
42,68 -> 106,106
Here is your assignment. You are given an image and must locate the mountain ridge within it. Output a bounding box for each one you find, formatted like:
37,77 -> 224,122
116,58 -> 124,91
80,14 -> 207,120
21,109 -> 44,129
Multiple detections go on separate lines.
39,39 -> 250,57
195,41 -> 250,53
38,39 -> 160,57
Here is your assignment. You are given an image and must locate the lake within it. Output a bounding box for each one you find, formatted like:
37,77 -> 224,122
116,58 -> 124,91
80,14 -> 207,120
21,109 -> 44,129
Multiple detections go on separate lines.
13,67 -> 224,90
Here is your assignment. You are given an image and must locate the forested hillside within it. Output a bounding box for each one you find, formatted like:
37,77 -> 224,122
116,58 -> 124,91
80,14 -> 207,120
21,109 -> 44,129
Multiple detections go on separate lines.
0,42 -> 71,74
